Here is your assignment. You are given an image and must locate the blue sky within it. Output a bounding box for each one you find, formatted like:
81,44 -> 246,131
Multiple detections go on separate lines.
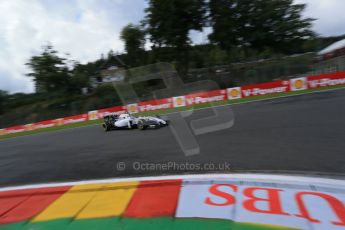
0,0 -> 345,93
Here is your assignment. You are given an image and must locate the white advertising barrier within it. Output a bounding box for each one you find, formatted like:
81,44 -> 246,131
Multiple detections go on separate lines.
176,179 -> 345,230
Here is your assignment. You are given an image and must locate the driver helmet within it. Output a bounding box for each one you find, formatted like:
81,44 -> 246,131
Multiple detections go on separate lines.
119,113 -> 130,119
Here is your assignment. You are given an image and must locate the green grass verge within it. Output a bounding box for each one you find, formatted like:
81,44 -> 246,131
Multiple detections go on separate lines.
1,217 -> 292,230
1,84 -> 344,140
0,119 -> 102,140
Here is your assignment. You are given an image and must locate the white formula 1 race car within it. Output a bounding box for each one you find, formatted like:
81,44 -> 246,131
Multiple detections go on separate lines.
102,113 -> 168,131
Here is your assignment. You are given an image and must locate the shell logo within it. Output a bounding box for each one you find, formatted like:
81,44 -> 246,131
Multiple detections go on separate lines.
25,124 -> 34,131
176,97 -> 184,106
227,87 -> 242,100
88,111 -> 98,120
0,129 -> 6,136
290,77 -> 307,91
126,104 -> 139,113
173,96 -> 186,107
55,119 -> 64,126
230,89 -> 239,98
294,79 -> 303,89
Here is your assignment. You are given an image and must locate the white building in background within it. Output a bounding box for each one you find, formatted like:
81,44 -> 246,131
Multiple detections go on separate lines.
100,66 -> 125,83
312,38 -> 345,75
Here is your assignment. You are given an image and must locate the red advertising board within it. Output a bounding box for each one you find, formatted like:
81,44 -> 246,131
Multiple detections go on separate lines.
5,125 -> 26,134
307,71 -> 345,89
138,98 -> 173,112
62,114 -> 88,125
97,106 -> 126,118
185,90 -> 227,106
2,72 -> 345,136
241,80 -> 290,98
33,120 -> 57,129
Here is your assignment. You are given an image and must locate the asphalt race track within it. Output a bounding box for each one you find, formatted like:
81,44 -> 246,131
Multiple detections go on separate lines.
1,89 -> 345,187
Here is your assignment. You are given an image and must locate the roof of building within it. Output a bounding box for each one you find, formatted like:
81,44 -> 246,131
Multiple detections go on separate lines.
318,38 -> 345,55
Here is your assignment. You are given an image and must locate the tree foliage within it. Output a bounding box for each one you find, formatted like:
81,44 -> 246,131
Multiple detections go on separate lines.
144,0 -> 206,49
143,0 -> 206,72
26,45 -> 70,93
120,24 -> 146,66
120,24 -> 145,54
0,90 -> 8,114
67,63 -> 92,94
25,45 -> 94,94
208,0 -> 315,53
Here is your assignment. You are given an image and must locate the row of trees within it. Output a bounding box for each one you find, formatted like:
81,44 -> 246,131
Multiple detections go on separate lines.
21,0 -> 319,97
25,0 -> 314,94
1,0 -> 342,126
120,0 -> 314,70
26,46 -> 71,93
25,0 -> 345,98
25,45 -> 110,94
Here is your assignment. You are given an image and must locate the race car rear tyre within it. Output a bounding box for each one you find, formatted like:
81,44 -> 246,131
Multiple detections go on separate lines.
103,124 -> 110,132
138,120 -> 147,130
